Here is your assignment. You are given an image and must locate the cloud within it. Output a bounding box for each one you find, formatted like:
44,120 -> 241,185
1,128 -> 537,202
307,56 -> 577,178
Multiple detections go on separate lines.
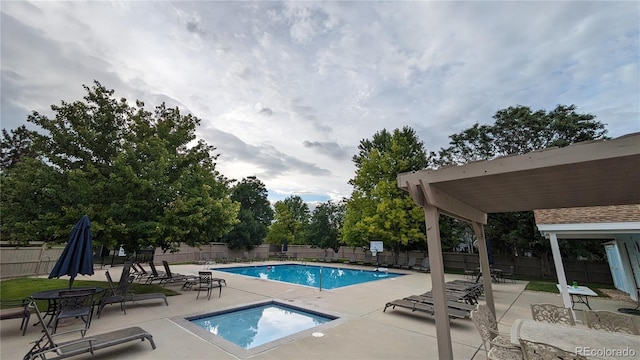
258,107 -> 273,116
1,0 -> 638,203
302,140 -> 350,161
203,127 -> 331,179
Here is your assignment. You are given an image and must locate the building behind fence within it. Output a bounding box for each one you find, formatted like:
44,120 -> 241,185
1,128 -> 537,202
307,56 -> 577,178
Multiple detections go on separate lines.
0,244 -> 613,285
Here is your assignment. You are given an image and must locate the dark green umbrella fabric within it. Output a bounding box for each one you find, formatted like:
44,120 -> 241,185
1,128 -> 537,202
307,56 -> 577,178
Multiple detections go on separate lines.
49,215 -> 94,288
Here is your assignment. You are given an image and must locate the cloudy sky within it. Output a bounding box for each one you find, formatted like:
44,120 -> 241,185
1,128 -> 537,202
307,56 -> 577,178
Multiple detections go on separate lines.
2,1 -> 638,204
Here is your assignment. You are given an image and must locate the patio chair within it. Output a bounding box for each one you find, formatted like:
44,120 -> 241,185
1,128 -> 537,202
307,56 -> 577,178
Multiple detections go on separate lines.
324,252 -> 339,263
122,265 -> 169,308
402,295 -> 475,317
131,263 -> 154,282
530,303 -> 575,326
160,260 -> 198,286
400,256 -> 416,270
24,300 -> 155,360
413,257 -> 430,273
195,271 -> 222,300
463,265 -> 478,281
518,338 -> 586,360
344,254 -> 357,264
391,256 -> 405,268
376,254 -> 389,267
501,266 -> 516,283
52,288 -> 97,336
144,262 -> 170,284
383,299 -> 468,319
96,270 -> 133,318
470,304 -> 523,360
585,310 -> 639,334
0,298 -> 33,336
357,252 -> 372,266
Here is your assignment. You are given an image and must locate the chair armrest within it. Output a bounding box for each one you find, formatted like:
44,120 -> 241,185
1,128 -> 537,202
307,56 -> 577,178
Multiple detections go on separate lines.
47,327 -> 87,339
489,338 -> 520,350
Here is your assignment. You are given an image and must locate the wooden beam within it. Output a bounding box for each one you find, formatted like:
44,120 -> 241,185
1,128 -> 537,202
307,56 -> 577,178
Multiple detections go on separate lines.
419,179 -> 488,225
405,181 -> 425,207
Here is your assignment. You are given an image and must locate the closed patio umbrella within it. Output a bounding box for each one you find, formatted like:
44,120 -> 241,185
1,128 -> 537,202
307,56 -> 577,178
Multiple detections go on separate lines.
282,239 -> 288,252
49,215 -> 94,288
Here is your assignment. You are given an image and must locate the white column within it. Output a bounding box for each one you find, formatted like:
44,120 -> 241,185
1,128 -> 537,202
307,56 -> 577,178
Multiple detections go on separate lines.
425,205 -> 453,360
549,233 -> 573,311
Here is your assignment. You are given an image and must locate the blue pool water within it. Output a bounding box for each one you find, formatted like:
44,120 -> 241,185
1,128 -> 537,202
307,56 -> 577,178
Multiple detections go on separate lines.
215,264 -> 403,289
189,303 -> 335,349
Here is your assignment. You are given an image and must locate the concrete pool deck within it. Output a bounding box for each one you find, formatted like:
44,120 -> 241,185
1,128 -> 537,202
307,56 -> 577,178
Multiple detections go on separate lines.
1,261 -> 636,359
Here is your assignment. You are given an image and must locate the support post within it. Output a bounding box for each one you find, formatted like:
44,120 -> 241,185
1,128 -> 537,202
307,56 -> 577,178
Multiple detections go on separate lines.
472,222 -> 495,317
549,233 -> 574,314
425,205 -> 453,360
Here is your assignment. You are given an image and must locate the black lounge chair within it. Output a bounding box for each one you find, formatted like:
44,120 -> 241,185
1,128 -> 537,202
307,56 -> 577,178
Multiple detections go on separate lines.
144,262 -> 169,284
0,298 -> 33,336
97,267 -> 168,317
97,271 -> 133,318
24,300 -> 155,360
132,263 -> 155,282
413,257 -> 430,272
160,261 -> 198,286
400,256 -> 416,270
403,295 -> 475,315
383,299 -> 468,319
357,252 -> 373,266
343,254 -> 357,264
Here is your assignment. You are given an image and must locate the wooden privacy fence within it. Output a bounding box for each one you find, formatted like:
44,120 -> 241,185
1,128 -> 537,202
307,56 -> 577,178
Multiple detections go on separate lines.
0,244 -> 614,285
0,246 -> 64,279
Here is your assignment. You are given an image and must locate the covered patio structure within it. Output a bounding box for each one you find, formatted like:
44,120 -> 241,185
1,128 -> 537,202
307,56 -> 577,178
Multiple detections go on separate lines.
397,132 -> 640,359
534,205 -> 640,308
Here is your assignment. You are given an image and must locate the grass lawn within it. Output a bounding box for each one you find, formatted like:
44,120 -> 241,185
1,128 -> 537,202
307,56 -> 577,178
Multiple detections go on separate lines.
525,280 -> 614,298
0,278 -> 180,309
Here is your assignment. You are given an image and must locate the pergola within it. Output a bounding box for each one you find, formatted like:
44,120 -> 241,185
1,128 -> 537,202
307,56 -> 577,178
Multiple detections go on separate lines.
397,132 -> 640,360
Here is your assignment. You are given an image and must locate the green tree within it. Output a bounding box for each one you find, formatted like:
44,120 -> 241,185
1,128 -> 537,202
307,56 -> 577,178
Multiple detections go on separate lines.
307,200 -> 346,252
266,201 -> 294,246
1,125 -> 38,171
343,127 -> 428,259
266,195 -> 309,245
432,104 -> 608,273
432,104 -> 607,166
0,81 -> 239,253
221,176 -> 274,250
283,195 -> 310,229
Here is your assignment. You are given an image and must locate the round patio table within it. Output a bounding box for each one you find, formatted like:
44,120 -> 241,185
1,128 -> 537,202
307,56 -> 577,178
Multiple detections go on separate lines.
31,287 -> 104,327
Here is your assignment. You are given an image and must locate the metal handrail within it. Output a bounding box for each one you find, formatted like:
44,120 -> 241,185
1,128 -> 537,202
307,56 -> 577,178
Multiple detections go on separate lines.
36,255 -> 51,275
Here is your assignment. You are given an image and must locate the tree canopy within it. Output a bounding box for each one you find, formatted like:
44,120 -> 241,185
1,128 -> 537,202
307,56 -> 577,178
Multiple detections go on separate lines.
221,176 -> 274,250
266,195 -> 310,246
307,200 -> 346,252
1,81 -> 239,253
342,127 -> 428,257
431,104 -> 608,166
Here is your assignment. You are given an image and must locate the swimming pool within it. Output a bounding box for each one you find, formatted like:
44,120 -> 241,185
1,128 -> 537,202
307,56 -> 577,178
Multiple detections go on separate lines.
189,302 -> 335,349
176,300 -> 343,357
214,264 -> 403,289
